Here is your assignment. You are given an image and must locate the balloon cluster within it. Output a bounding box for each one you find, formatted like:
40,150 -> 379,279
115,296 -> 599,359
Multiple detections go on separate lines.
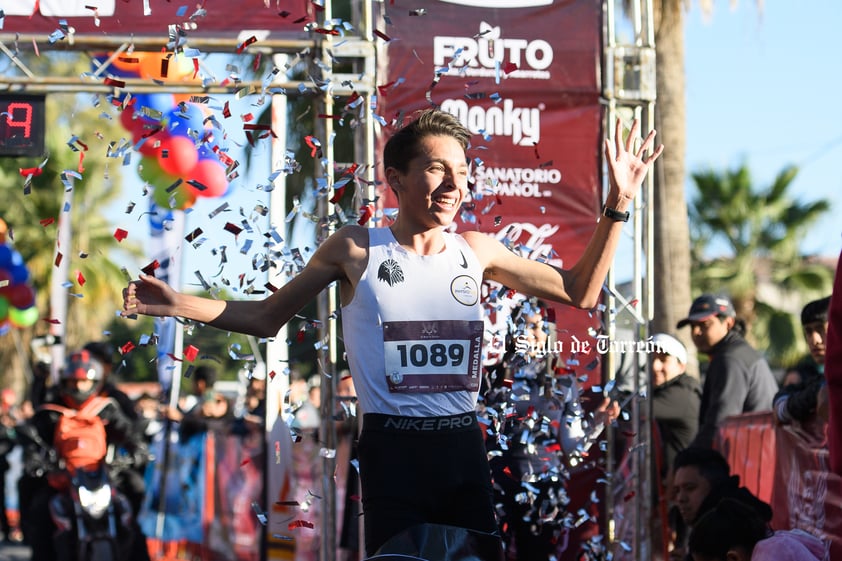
106,53 -> 230,210
0,220 -> 38,330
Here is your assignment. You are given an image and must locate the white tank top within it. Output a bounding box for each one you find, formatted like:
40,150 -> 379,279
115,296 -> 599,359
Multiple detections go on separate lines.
341,228 -> 485,416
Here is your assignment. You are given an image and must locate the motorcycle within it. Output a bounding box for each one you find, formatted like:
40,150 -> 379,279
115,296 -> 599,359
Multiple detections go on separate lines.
19,423 -> 136,561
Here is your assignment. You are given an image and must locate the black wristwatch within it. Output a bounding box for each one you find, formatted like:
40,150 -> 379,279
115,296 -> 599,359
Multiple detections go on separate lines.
602,205 -> 630,222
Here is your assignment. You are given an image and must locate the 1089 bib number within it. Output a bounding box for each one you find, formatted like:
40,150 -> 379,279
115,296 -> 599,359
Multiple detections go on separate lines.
395,342 -> 465,368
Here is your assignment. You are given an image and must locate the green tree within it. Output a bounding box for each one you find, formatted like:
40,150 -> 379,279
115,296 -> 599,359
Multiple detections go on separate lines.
0,53 -> 142,390
688,162 -> 832,366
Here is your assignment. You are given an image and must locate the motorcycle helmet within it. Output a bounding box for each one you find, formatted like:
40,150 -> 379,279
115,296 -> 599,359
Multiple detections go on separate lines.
59,349 -> 104,408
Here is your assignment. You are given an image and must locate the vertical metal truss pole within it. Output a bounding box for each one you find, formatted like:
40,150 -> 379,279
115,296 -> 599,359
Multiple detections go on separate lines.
267,53 -> 291,561
640,0 -> 657,556
316,3 -> 337,560
603,0 -> 657,559
602,1 -> 617,552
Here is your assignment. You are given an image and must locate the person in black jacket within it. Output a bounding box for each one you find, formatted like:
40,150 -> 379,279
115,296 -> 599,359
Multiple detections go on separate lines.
22,350 -> 149,561
671,447 -> 773,561
773,296 -> 830,427
651,333 -> 702,477
677,294 -> 778,448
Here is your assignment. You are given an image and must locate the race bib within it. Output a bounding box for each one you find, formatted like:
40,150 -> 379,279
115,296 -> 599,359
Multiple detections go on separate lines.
383,320 -> 484,393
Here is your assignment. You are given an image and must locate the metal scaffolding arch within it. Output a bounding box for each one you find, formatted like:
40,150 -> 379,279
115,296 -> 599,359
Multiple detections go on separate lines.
1,0 -> 660,558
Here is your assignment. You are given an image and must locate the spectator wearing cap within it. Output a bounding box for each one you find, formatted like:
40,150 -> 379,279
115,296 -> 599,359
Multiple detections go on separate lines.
677,294 -> 778,448
651,333 -> 702,479
773,296 -> 830,427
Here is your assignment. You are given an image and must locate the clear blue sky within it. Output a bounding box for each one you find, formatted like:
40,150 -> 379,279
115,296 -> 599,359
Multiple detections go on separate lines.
685,1 -> 842,258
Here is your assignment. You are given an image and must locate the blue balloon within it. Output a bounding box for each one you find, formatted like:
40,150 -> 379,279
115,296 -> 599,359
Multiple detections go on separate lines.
9,249 -> 23,267
10,263 -> 29,284
166,103 -> 205,138
0,245 -> 11,268
132,93 -> 175,123
197,143 -> 221,162
148,201 -> 175,233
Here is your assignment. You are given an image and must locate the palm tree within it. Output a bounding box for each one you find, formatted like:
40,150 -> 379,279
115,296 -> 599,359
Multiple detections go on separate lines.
688,162 -> 832,365
649,2 -> 767,374
650,1 -> 694,365
0,53 -> 143,390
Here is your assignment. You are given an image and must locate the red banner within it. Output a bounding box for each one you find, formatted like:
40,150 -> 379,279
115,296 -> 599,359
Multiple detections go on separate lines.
717,412 -> 842,559
375,0 -> 605,370
0,0 -> 313,40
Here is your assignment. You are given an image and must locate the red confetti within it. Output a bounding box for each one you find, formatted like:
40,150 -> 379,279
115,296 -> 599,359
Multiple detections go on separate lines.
40,217 -> 55,227
357,203 -> 374,226
76,270 -> 86,286
268,370 -> 277,381
212,146 -> 235,167
183,345 -> 199,362
103,77 -> 126,88
141,260 -> 161,276
120,341 -> 136,355
114,228 -> 128,242
44,318 -> 62,325
240,458 -> 251,466
623,491 -> 636,502
54,252 -> 63,267
502,62 -> 518,75
344,91 -> 361,108
19,167 -> 44,177
236,35 -> 258,54
288,520 -> 315,530
224,222 -> 243,236
304,136 -> 320,158
222,101 -> 231,118
373,29 -> 392,42
329,185 -> 346,204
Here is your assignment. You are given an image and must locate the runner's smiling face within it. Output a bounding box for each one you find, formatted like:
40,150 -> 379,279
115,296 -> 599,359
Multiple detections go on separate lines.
388,135 -> 469,229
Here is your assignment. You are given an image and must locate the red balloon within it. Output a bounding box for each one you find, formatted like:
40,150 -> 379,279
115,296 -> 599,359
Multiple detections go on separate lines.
119,106 -> 139,132
186,159 -> 228,198
7,283 -> 35,309
158,135 -> 199,177
136,129 -> 171,157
